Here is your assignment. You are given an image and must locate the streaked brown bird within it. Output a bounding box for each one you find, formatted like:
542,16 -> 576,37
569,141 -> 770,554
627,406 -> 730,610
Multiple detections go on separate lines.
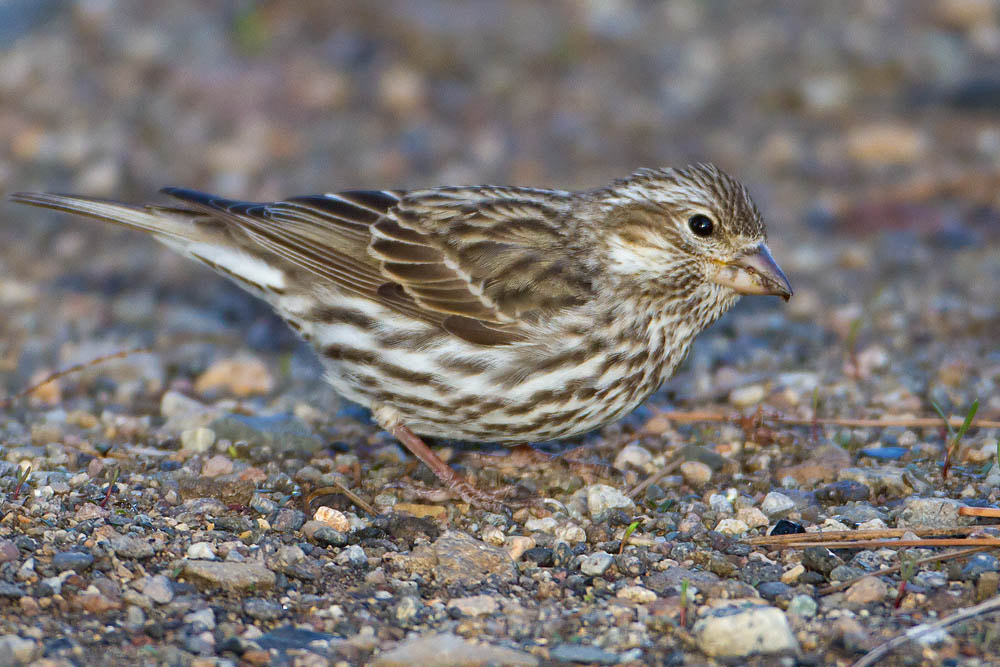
11,165 -> 791,510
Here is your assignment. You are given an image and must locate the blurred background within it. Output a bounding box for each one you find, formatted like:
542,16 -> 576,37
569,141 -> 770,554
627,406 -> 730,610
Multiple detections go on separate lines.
1,0 -> 998,416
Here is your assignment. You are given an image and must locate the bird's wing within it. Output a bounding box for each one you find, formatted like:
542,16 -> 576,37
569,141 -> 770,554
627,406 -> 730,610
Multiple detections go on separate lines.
160,186 -> 592,346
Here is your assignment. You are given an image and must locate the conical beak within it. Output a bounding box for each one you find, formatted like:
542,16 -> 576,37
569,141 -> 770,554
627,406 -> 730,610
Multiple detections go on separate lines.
710,244 -> 793,301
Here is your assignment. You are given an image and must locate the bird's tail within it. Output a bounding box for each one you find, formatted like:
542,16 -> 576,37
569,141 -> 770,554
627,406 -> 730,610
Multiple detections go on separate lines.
8,192 -> 205,242
9,191 -> 288,295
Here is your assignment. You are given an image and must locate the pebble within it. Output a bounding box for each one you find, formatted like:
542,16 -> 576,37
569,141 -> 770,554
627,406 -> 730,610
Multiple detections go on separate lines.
802,546 -> 842,576
524,517 -> 557,533
680,461 -> 712,487
302,521 -> 348,547
549,644 -> 619,665
181,561 -> 276,592
142,575 -> 174,605
505,536 -> 535,561
243,597 -> 283,620
693,604 -> 798,658
0,635 -> 38,665
844,576 -> 888,605
961,554 -> 1000,580
580,551 -> 614,576
838,467 -> 913,498
180,427 -> 216,453
0,541 -> 18,564
187,542 -> 217,560
184,607 -> 216,630
585,484 -> 635,516
736,507 -> 768,529
200,454 -> 234,478
372,632 -> 538,667
335,545 -> 368,567
110,534 -> 157,560
714,518 -> 749,536
617,585 -> 656,603
447,595 -> 498,617
613,444 -> 653,470
314,506 -> 351,532
899,497 -> 975,528
781,564 -> 806,585
787,594 -> 818,617
760,491 -> 796,516
52,550 -> 94,573
194,356 -> 274,397
729,384 -> 766,407
404,532 -> 517,586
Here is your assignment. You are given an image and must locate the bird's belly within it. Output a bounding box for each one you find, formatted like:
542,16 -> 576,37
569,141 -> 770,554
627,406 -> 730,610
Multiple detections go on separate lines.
280,293 -> 677,444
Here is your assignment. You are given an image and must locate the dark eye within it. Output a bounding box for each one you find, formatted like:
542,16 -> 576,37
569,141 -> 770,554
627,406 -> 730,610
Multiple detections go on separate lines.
688,214 -> 714,237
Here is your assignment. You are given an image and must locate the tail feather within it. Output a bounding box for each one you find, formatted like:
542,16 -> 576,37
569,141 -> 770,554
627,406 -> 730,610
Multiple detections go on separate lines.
8,192 -> 205,242
9,191 -> 288,295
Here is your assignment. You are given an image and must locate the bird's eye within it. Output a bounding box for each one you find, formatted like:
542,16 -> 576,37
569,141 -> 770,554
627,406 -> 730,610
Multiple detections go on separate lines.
688,214 -> 714,237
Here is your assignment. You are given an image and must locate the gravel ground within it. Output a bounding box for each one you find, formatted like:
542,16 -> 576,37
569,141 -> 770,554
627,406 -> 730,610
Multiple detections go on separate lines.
1,2 -> 1000,665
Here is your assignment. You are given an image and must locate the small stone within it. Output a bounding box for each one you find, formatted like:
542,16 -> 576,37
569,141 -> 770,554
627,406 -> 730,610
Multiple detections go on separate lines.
505,536 -> 535,561
761,492 -> 796,517
614,444 -> 653,471
184,607 -> 216,630
549,644 -> 619,665
736,507 -> 768,529
302,521 -> 348,547
803,547 -> 844,578
787,594 -> 818,618
522,547 -> 554,567
838,467 -> 914,498
447,595 -> 498,617
74,502 -> 109,522
187,542 -> 217,560
372,632 -> 537,667
111,534 -> 157,559
585,484 -> 635,516
730,384 -> 766,407
395,596 -> 423,622
781,564 -> 806,585
52,551 -> 94,573
715,518 -> 749,536
0,635 -> 38,665
0,541 -> 18,564
977,572 -> 999,601
243,597 -> 283,620
899,497 -> 975,528
143,575 -> 174,604
680,461 -> 712,487
335,545 -> 367,567
313,506 -> 350,532
403,531 -> 517,586
845,576 -> 888,605
201,454 -> 234,478
693,604 -> 799,658
962,553 -> 1000,580
617,585 -> 656,603
180,427 -> 216,453
194,356 -> 273,397
524,517 -> 557,533
580,551 -> 614,576
181,561 -> 276,592
553,523 -> 586,543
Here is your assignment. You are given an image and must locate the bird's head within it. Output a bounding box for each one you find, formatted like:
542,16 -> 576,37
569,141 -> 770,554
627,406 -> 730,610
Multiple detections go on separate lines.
588,164 -> 792,308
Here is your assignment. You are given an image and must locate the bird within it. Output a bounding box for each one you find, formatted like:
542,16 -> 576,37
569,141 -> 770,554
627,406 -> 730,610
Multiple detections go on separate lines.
11,164 -> 791,511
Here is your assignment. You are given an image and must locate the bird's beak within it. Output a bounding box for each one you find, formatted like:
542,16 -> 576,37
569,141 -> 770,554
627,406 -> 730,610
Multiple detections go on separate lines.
710,244 -> 793,301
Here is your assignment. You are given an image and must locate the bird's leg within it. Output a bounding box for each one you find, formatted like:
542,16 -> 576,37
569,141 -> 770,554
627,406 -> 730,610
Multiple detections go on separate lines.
373,404 -> 518,513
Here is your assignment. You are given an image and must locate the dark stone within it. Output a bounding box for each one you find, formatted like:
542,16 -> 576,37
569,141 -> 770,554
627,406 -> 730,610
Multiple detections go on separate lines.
859,446 -> 907,461
757,580 -> 795,602
738,560 -> 783,587
52,550 -> 94,573
257,626 -> 338,651
961,554 -> 1000,581
523,547 -> 554,567
815,480 -> 870,503
270,509 -> 306,532
243,597 -> 284,621
802,546 -> 842,576
770,519 -> 805,535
